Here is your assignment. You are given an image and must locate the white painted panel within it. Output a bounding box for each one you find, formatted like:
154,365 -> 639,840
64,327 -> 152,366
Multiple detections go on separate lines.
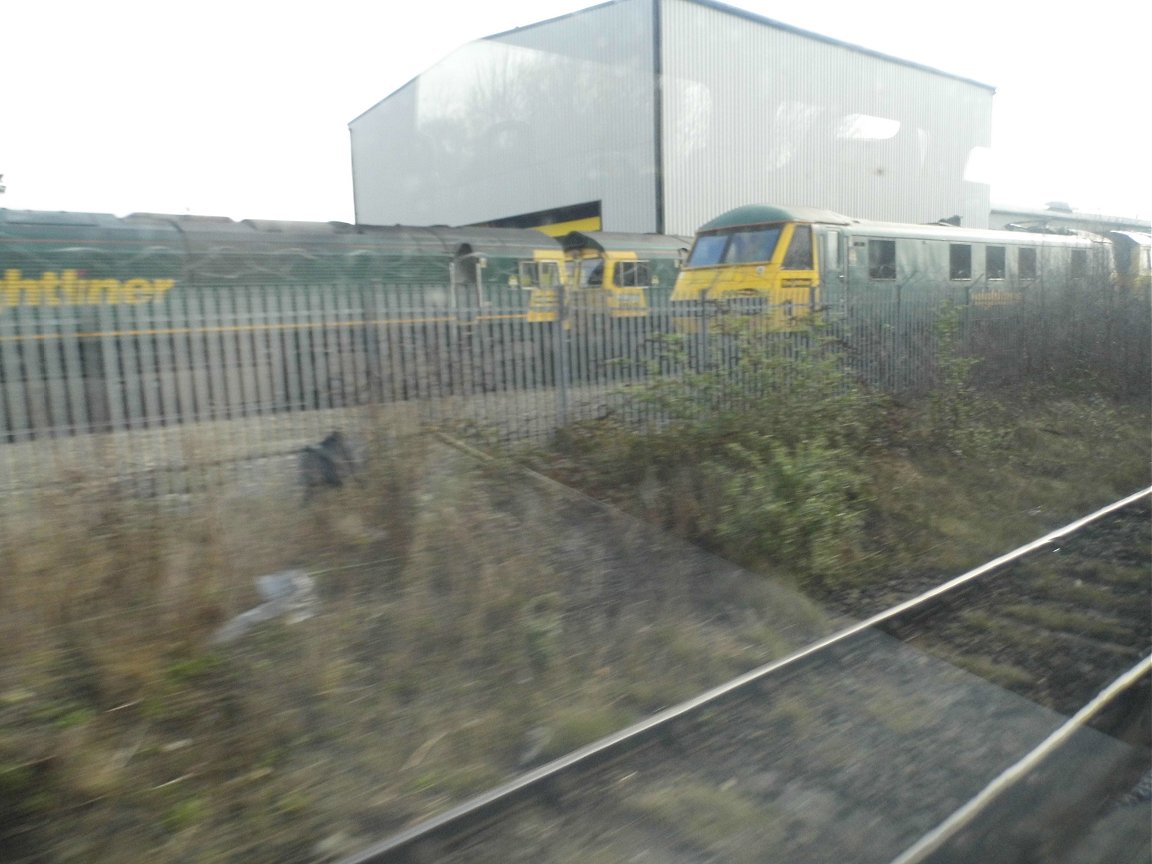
661,0 -> 992,234
351,1 -> 659,232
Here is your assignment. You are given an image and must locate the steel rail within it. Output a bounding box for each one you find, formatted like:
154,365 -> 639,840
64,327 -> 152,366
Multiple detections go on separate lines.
337,486 -> 1151,864
889,652 -> 1152,864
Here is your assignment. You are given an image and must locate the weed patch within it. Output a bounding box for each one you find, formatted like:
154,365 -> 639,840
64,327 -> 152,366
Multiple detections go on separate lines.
532,326 -> 1149,606
0,428 -> 832,863
543,334 -> 882,586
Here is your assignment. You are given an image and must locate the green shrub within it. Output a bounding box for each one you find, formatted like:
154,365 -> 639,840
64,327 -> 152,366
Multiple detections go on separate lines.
704,439 -> 869,579
545,332 -> 878,581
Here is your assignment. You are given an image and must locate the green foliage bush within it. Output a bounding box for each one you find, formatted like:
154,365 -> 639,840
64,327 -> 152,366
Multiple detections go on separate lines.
549,331 -> 880,583
704,439 -> 868,576
545,305 -> 1150,587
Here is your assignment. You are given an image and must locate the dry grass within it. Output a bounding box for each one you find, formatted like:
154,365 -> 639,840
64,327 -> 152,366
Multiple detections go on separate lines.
2,369 -> 1147,863
861,396 -> 1150,580
0,416 -> 832,863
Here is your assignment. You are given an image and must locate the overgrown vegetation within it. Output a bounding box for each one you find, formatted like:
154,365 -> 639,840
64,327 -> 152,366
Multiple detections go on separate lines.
1,296 -> 1147,863
548,331 -> 882,587
0,412 -> 833,863
537,300 -> 1150,596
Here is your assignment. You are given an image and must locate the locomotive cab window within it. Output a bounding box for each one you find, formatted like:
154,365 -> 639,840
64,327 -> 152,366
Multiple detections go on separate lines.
781,225 -> 813,270
686,225 -> 784,267
868,239 -> 896,280
519,261 -> 562,289
725,226 -> 782,264
987,246 -> 1006,280
580,261 -> 605,288
1019,247 -> 1038,279
950,244 -> 972,280
686,234 -> 728,267
614,260 -> 651,287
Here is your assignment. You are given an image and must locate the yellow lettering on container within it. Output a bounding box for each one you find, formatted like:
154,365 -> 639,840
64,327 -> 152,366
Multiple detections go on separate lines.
58,270 -> 85,303
0,270 -> 179,314
89,279 -> 121,303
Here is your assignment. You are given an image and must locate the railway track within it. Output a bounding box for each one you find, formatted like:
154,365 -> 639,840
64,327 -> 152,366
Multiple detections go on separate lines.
336,489 -> 1151,864
878,494 -> 1151,716
892,656 -> 1151,864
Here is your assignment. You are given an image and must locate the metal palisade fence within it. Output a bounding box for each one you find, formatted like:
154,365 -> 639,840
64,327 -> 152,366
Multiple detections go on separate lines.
0,279 -> 1147,496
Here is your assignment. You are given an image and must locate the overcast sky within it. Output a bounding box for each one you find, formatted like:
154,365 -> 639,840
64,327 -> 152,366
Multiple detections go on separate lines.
3,0 -> 1148,223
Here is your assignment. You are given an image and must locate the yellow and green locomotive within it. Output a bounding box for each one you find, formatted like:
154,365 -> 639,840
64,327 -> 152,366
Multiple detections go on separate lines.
670,204 -> 1124,331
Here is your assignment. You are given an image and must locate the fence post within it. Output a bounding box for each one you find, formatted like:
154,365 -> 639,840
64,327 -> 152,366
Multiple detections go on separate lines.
554,263 -> 571,429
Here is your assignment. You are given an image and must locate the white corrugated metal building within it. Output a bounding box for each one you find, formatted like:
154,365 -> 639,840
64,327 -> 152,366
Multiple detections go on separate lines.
349,0 -> 994,235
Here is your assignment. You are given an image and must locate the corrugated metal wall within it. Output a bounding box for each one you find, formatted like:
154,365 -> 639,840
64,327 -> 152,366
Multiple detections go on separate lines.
349,0 -> 993,235
660,0 -> 993,236
351,1 -> 660,232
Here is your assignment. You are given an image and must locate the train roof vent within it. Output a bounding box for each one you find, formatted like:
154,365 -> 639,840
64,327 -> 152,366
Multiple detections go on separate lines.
126,212 -> 237,224
0,209 -> 105,226
240,219 -> 345,234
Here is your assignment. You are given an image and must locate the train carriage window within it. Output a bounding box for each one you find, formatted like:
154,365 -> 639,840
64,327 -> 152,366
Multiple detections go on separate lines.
824,230 -> 841,271
1019,247 -> 1038,279
950,244 -> 972,280
987,246 -> 1006,280
782,225 -> 813,270
1112,241 -> 1132,277
1070,249 -> 1087,278
868,239 -> 896,280
614,260 -> 651,287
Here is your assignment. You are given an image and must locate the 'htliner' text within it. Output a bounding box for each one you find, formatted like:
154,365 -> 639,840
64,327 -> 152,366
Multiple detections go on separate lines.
2,270 -> 176,312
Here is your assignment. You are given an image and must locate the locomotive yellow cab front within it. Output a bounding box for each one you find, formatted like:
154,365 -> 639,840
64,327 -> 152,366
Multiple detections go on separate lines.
671,206 -> 827,333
